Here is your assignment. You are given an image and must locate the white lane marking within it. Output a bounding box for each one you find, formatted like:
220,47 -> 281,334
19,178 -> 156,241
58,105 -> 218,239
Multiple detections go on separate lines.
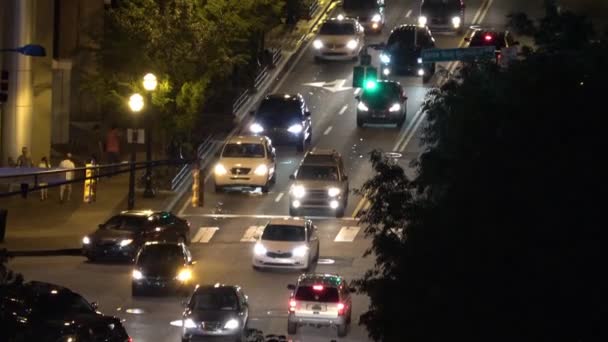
339,105 -> 348,115
323,126 -> 333,135
241,226 -> 265,242
274,192 -> 284,202
192,227 -> 219,243
180,213 -> 359,221
354,88 -> 361,95
334,226 -> 361,242
405,9 -> 412,18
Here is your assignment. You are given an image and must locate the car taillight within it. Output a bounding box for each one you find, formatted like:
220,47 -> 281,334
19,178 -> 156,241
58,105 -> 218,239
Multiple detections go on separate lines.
313,285 -> 324,291
127,338 -> 133,342
289,299 -> 297,312
484,34 -> 493,41
337,303 -> 345,316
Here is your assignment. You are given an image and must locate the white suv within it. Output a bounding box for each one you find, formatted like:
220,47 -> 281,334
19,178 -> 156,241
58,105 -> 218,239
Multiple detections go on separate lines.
213,135 -> 276,193
252,219 -> 319,271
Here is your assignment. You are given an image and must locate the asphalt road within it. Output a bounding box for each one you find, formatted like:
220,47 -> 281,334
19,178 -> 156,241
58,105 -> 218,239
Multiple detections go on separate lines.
9,0 -> 544,341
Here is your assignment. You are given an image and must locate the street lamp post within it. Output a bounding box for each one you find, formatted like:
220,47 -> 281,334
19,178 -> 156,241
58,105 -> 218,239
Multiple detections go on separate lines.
142,73 -> 157,198
127,93 -> 144,210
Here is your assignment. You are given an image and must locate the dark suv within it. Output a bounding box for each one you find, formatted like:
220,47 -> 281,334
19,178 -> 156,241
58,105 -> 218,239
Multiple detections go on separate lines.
82,210 -> 191,262
379,24 -> 437,82
249,94 -> 312,152
419,0 -> 466,34
0,281 -> 131,342
465,29 -> 519,60
288,149 -> 349,217
181,284 -> 249,342
355,80 -> 407,127
287,273 -> 355,337
340,0 -> 385,34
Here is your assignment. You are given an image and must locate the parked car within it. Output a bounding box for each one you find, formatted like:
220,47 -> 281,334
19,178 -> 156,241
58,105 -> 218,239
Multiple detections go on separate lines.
82,210 -> 190,262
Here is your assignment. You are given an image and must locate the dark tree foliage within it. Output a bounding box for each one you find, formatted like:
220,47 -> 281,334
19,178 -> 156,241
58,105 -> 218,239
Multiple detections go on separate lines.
355,7 -> 606,342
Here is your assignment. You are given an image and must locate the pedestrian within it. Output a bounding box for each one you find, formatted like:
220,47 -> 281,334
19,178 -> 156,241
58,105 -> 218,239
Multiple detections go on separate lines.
38,157 -> 51,201
16,146 -> 33,167
105,124 -> 121,176
58,153 -> 76,203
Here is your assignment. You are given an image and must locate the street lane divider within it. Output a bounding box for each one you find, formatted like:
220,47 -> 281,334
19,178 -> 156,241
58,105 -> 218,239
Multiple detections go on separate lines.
334,226 -> 361,242
240,226 -> 266,242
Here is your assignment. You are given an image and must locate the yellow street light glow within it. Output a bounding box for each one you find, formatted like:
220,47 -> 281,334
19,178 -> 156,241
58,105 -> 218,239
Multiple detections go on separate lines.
143,73 -> 158,91
128,93 -> 144,112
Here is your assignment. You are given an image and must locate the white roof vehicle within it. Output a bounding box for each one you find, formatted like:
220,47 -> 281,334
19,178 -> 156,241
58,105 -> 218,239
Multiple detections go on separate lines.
313,17 -> 365,61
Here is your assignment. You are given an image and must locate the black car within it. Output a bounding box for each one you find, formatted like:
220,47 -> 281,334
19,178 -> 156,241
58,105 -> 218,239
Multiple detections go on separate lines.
131,241 -> 195,296
249,94 -> 312,152
379,25 -> 436,82
82,210 -> 191,262
355,80 -> 407,127
181,284 -> 249,342
340,0 -> 385,33
0,281 -> 131,342
419,0 -> 466,34
465,29 -> 519,60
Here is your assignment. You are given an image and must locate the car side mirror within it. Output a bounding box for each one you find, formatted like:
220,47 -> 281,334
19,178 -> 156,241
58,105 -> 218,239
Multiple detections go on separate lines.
249,110 -> 255,116
91,301 -> 99,310
355,95 -> 360,101
304,111 -> 311,117
287,284 -> 296,290
289,174 -> 295,180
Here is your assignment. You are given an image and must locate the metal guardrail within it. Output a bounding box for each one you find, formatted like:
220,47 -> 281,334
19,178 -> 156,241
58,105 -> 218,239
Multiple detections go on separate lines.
303,0 -> 320,20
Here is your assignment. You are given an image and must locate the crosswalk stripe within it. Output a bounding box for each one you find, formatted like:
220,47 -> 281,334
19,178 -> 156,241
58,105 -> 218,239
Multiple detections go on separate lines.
334,226 -> 360,242
192,227 -> 219,243
240,226 -> 265,242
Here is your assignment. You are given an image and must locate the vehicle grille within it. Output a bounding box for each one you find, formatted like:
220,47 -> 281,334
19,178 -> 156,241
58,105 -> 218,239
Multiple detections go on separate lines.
267,251 -> 292,258
326,43 -> 346,49
96,240 -> 118,247
307,189 -> 329,200
431,17 -> 448,24
201,321 -> 222,331
231,167 -> 251,175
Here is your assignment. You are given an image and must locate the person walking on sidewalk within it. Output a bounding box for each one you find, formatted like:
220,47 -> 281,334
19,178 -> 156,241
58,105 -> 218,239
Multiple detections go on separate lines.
105,124 -> 121,176
38,156 -> 51,201
59,153 -> 76,203
16,146 -> 33,167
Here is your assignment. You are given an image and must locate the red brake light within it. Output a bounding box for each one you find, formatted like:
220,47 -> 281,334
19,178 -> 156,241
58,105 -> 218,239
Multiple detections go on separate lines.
128,338 -> 133,342
484,34 -> 493,41
337,303 -> 345,315
289,299 -> 296,312
313,285 -> 324,291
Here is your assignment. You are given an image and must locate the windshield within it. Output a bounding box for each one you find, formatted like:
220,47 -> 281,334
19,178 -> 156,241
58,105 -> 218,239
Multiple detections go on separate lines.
362,83 -> 400,107
37,291 -> 95,317
103,215 -> 147,231
262,225 -> 306,242
222,143 -> 265,158
137,245 -> 183,265
190,289 -> 238,311
319,22 -> 355,35
256,99 -> 302,126
295,286 -> 340,302
343,0 -> 378,10
297,165 -> 339,181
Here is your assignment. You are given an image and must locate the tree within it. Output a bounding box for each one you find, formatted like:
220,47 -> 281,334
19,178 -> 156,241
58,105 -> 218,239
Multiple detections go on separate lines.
354,8 -> 606,342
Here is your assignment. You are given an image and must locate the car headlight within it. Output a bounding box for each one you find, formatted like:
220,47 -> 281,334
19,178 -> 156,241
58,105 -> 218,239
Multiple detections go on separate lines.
383,68 -> 390,76
224,318 -> 239,330
183,318 -> 197,329
287,124 -> 303,134
452,16 -> 461,27
119,239 -> 133,247
418,16 -> 427,27
214,164 -> 227,176
254,164 -> 268,176
313,39 -> 323,49
292,245 -> 309,257
249,122 -> 264,133
290,185 -> 306,198
346,39 -> 358,50
379,53 -> 390,64
327,187 -> 341,197
254,243 -> 267,255
389,103 -> 401,112
132,270 -> 143,280
357,102 -> 369,111
176,269 -> 192,282
418,68 -> 425,76
371,13 -> 381,22
417,57 -> 423,64
82,236 -> 90,244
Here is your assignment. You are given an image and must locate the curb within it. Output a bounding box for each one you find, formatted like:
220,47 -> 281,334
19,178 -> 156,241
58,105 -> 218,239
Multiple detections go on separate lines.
7,248 -> 82,257
164,0 -> 337,213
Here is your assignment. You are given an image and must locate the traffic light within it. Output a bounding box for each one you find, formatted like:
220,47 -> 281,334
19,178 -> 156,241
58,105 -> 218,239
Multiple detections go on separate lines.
0,70 -> 8,103
352,66 -> 378,88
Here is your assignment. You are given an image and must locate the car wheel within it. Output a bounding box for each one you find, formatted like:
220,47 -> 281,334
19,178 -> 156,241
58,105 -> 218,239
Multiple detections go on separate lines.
261,184 -> 270,193
214,184 -> 224,193
86,254 -> 96,263
252,265 -> 263,271
314,56 -> 322,63
287,321 -> 298,334
181,338 -> 190,342
289,206 -> 299,217
177,235 -> 187,244
270,172 -> 277,185
356,115 -> 364,128
335,207 -> 345,218
337,323 -> 348,337
397,114 -> 406,128
131,284 -> 142,297
296,139 -> 305,152
306,130 -> 312,143
422,72 -> 432,83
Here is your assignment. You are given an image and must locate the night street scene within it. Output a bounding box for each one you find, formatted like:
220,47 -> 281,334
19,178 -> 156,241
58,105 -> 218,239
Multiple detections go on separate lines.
0,0 -> 605,341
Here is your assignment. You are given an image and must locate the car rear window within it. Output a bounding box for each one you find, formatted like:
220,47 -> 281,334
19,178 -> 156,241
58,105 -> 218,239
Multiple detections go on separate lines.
295,286 -> 340,302
262,225 -> 305,242
222,143 -> 265,158
319,22 -> 356,35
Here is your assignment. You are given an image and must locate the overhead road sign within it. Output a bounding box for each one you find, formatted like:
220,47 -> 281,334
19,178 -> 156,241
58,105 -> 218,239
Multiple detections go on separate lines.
421,46 -> 495,62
